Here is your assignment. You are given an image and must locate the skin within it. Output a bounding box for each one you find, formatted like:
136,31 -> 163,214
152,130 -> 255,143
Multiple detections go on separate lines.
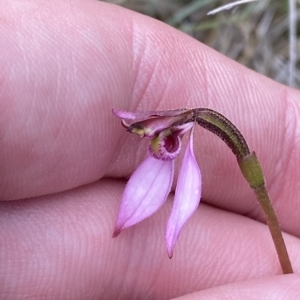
0,0 -> 299,299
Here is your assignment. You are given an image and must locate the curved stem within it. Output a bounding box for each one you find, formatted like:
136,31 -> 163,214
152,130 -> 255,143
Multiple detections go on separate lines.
194,108 -> 250,158
196,109 -> 293,274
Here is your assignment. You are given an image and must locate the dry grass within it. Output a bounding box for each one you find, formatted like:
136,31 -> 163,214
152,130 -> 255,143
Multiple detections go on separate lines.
102,0 -> 299,89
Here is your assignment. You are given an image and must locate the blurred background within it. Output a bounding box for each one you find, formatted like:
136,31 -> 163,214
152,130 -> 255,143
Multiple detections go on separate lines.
102,0 -> 300,89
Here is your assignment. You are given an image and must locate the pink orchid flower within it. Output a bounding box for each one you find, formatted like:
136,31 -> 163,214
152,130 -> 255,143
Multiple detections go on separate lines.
112,109 -> 202,258
111,107 -> 294,273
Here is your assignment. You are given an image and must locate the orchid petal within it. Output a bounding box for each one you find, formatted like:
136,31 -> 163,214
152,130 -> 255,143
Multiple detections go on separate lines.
165,126 -> 202,258
112,109 -> 147,120
112,108 -> 191,122
113,156 -> 174,237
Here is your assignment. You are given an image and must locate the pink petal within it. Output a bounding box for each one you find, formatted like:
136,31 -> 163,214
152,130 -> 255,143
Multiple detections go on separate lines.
113,156 -> 174,237
165,126 -> 202,258
112,108 -> 190,122
112,109 -> 145,120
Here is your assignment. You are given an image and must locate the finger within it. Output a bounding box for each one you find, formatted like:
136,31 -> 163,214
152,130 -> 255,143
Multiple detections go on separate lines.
0,180 -> 299,299
0,0 -> 134,199
1,1 -> 299,236
172,275 -> 300,300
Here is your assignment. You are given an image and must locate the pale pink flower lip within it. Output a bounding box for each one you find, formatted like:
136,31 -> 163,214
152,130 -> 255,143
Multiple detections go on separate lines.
113,156 -> 174,237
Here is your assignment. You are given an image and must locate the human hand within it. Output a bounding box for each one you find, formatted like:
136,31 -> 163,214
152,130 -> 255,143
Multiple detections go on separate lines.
0,1 -> 299,299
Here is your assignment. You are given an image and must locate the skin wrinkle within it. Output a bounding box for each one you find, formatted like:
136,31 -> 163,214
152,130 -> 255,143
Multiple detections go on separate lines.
259,85 -> 291,200
156,39 -> 186,106
127,224 -> 173,299
198,55 -> 210,108
48,115 -> 68,158
130,18 -> 147,109
139,58 -> 162,111
121,229 -> 158,300
131,21 -> 201,112
156,73 -> 174,109
131,37 -> 164,112
205,214 -> 264,285
110,228 -> 154,300
36,190 -> 99,299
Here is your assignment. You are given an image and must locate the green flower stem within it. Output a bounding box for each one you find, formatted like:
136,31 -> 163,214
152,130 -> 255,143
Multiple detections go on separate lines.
238,152 -> 293,274
196,108 -> 293,274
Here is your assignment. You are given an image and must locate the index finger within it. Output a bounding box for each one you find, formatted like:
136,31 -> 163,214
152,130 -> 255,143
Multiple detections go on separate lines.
0,0 -> 299,236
